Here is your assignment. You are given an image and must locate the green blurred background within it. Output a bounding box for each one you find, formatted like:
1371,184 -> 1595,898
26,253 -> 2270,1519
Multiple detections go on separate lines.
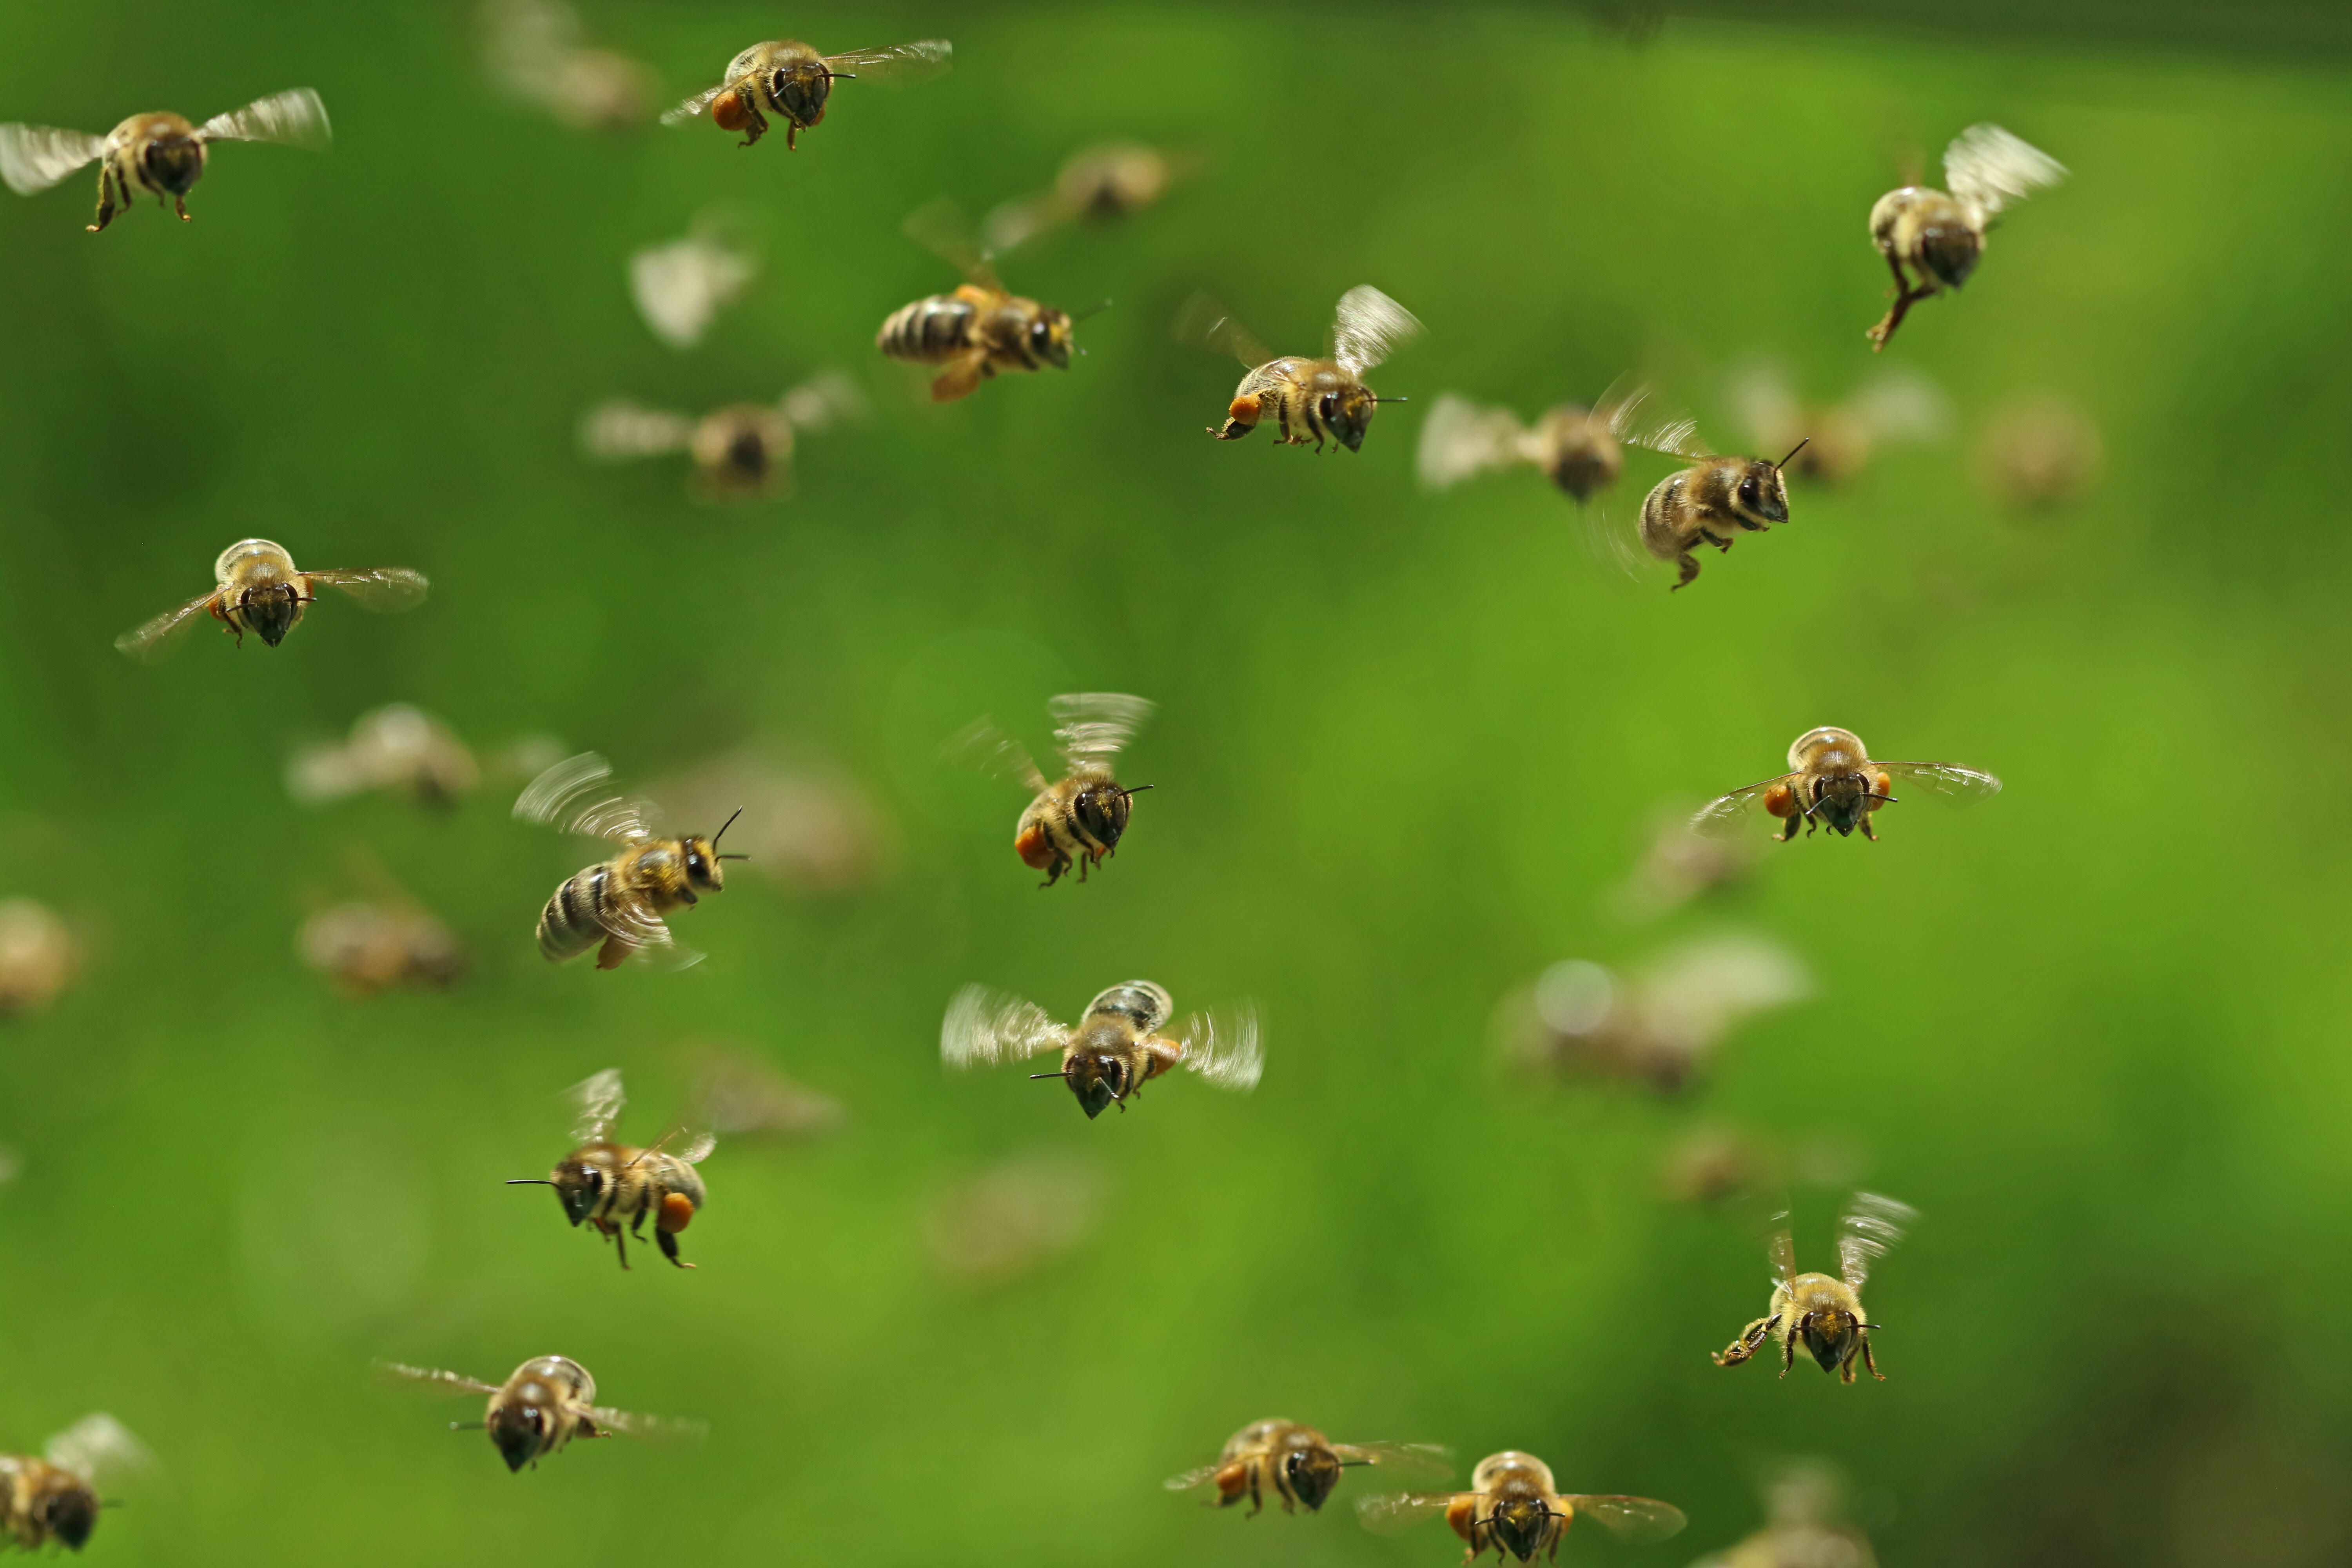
3,3 -> 2350,1564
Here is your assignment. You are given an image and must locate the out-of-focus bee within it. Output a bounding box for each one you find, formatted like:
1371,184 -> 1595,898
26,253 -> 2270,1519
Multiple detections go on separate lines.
1975,391 -> 2103,512
924,1151 -> 1104,1288
1691,728 -> 2000,843
1690,1461 -> 1878,1568
115,539 -> 427,661
983,141 -> 1198,252
1726,365 -> 1949,487
628,222 -> 755,349
582,373 -> 864,501
1359,1451 -> 1686,1563
0,89 -> 329,232
288,704 -> 481,811
1658,1126 -> 1859,1209
1416,386 -> 1635,503
942,979 -> 1262,1120
1175,286 -> 1421,453
0,1414 -> 150,1552
878,202 -> 1094,403
300,894 -> 465,998
948,693 -> 1153,887
661,38 -> 950,151
651,747 -> 889,896
1593,389 -> 1800,591
1866,124 -> 2066,350
512,752 -> 747,970
1168,1421 -> 1449,1517
508,1068 -> 716,1269
480,0 -> 656,133
1715,1192 -> 1916,1383
379,1355 -> 700,1472
684,1046 -> 847,1143
1615,807 -> 1764,920
0,899 -> 78,1018
1499,937 -> 1811,1094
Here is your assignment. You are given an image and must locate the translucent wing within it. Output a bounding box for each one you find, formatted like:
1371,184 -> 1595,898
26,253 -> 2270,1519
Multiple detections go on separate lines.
1766,1209 -> 1797,1289
376,1361 -> 500,1397
1331,1441 -> 1453,1478
903,198 -> 1001,292
1562,1496 -> 1689,1544
1875,762 -> 2002,805
639,1107 -> 719,1167
43,1415 -> 153,1485
588,1404 -> 708,1444
1329,285 -> 1423,379
0,124 -> 104,194
1164,1461 -> 1223,1493
306,568 -> 429,612
1606,383 -> 1711,462
660,82 -> 733,127
1048,692 -> 1154,772
1357,1492 -> 1467,1536
1174,1004 -> 1263,1093
513,751 -> 658,844
629,230 -> 754,350
984,190 -> 1067,255
565,1067 -> 628,1143
200,88 -> 333,150
1689,775 -> 1798,840
780,370 -> 867,433
941,984 -> 1069,1073
822,38 -> 953,80
942,717 -> 1047,793
581,399 -> 696,460
1171,292 -> 1272,368
1837,1190 -> 1917,1293
1416,394 -> 1538,491
592,891 -> 704,973
688,1053 -> 846,1141
114,592 -> 218,662
1942,123 -> 2066,221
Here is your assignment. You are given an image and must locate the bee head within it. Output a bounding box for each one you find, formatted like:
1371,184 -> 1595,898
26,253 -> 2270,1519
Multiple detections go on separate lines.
1488,1497 -> 1554,1562
1056,1051 -> 1131,1120
241,584 -> 304,648
531,1158 -> 604,1225
685,808 -> 748,890
488,1401 -> 547,1473
1071,781 -> 1139,850
1284,1445 -> 1344,1512
1028,310 -> 1076,370
140,133 -> 205,196
1318,383 -> 1379,452
1804,1307 -> 1860,1371
771,62 -> 833,129
1916,221 -> 1982,291
42,1485 -> 97,1551
1735,456 -> 1793,527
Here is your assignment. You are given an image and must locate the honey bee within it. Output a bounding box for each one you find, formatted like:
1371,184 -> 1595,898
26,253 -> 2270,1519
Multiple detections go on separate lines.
947,692 -> 1153,887
1726,364 -> 1949,487
1593,388 -> 1801,591
1359,1451 -> 1686,1563
581,373 -> 864,500
379,1355 -> 701,1471
114,539 -> 427,661
1690,1461 -> 1878,1568
982,141 -> 1197,252
0,1414 -> 149,1552
1867,124 -> 2066,350
300,898 -> 465,997
287,703 -> 481,811
1176,286 -> 1421,453
1715,1192 -> 1916,1383
650,747 -> 889,897
878,202 -> 1094,403
661,38 -> 951,151
628,223 -> 755,349
1501,938 -> 1812,1094
1691,728 -> 2001,842
1615,806 -> 1763,920
480,0 -> 657,133
1416,387 -> 1634,503
0,88 -> 328,232
512,752 -> 747,971
0,899 -> 78,1018
507,1068 -> 715,1269
1975,390 -> 2103,512
942,979 -> 1262,1120
1167,1421 -> 1449,1517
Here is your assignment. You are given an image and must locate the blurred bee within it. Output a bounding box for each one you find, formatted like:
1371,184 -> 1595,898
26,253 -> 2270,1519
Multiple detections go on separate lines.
288,704 -> 481,811
508,1068 -> 716,1269
581,373 -> 864,501
651,747 -> 890,896
942,979 -> 1262,1120
1597,389 -> 1801,591
1691,728 -> 2000,843
1615,806 -> 1763,920
0,1414 -> 150,1552
1416,386 -> 1634,503
0,88 -> 328,232
1715,1192 -> 1916,1383
1167,1421 -> 1449,1517
300,894 -> 465,998
983,141 -> 1198,252
628,222 -> 755,349
1176,286 -> 1421,453
1867,124 -> 2066,350
379,1355 -> 701,1472
661,38 -> 950,151
947,692 -> 1153,887
1659,1126 -> 1859,1210
1499,938 -> 1811,1094
1690,1461 -> 1878,1568
1726,364 -> 1949,487
114,538 -> 427,661
0,899 -> 78,1018
925,1152 -> 1104,1288
1359,1451 -> 1686,1564
479,0 -> 655,132
513,753 -> 747,970
878,202 -> 1094,403
1975,390 -> 2103,512
684,1046 -> 847,1143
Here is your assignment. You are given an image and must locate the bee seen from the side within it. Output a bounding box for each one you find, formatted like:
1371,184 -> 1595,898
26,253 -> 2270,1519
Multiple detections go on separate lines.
942,979 -> 1262,1120
947,692 -> 1153,886
1167,1420 -> 1449,1517
114,539 -> 427,661
1359,1450 -> 1686,1564
581,372 -> 864,500
379,1355 -> 701,1472
878,202 -> 1095,402
1867,124 -> 2066,350
1714,1192 -> 1917,1383
0,88 -> 328,232
1177,286 -> 1421,453
662,38 -> 950,150
1691,727 -> 2000,842
507,1068 -> 715,1269
983,141 -> 1197,252
1593,388 -> 1801,591
0,1414 -> 149,1552
1417,387 -> 1634,503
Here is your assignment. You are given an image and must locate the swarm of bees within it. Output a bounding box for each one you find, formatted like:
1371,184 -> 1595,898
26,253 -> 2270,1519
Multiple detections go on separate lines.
581,373 -> 864,500
0,1415 -> 149,1552
0,87 -> 328,231
1693,728 -> 2000,842
942,979 -> 1261,1119
1715,1193 -> 1917,1383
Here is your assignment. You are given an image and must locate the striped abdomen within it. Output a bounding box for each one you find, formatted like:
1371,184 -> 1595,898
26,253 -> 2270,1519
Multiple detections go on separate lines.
538,862 -> 618,962
878,292 -> 982,364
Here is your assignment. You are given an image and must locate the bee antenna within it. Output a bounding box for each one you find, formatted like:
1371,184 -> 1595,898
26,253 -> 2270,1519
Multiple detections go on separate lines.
1071,298 -> 1114,323
1028,1071 -> 1069,1080
1774,436 -> 1810,471
1123,784 -> 1155,798
1372,396 -> 1412,404
717,853 -> 751,861
826,70 -> 857,80
505,1178 -> 555,1186
710,807 -> 744,847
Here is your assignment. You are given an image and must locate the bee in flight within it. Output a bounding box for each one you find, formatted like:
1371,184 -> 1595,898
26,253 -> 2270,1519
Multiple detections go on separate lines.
982,141 -> 1198,252
661,38 -> 950,151
1415,385 -> 1635,503
115,539 -> 426,661
581,372 -> 864,501
877,202 -> 1095,402
1691,727 -> 2000,842
513,753 -> 747,971
628,221 -> 755,349
1726,363 -> 1950,487
1167,1420 -> 1449,1517
0,899 -> 78,1019
948,692 -> 1153,887
0,1414 -> 150,1553
378,1355 -> 701,1472
1583,388 -> 1801,591
0,88 -> 328,232
288,703 -> 481,811
508,1068 -> 714,1269
942,978 -> 1262,1120
1867,124 -> 2066,350
300,896 -> 465,997
1690,1461 -> 1878,1568
479,0 -> 657,134
1714,1192 -> 1917,1383
1176,285 -> 1421,453
1359,1451 -> 1686,1564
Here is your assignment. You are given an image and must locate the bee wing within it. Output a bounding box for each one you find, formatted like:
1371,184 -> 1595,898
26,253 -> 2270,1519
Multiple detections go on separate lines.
1329,285 -> 1423,379
942,717 -> 1048,794
1561,1496 -> 1689,1544
513,751 -> 659,844
639,1108 -> 719,1167
1874,761 -> 2002,806
42,1415 -> 153,1486
1331,1441 -> 1454,1479
941,984 -> 1069,1073
628,232 -> 755,350
903,198 -> 1001,292
581,399 -> 697,460
1416,394 -> 1535,491
199,88 -> 332,151
1606,382 -> 1711,461
1357,1491 -> 1468,1536
686,1053 -> 846,1141
1689,775 -> 1799,840
1048,691 -> 1154,771
1173,1004 -> 1263,1093
1164,1461 -> 1224,1493
1170,291 -> 1272,369
586,1405 -> 708,1445
823,38 -> 954,81
375,1360 -> 501,1398
1836,1190 -> 1917,1293
659,81 -> 734,127
0,123 -> 105,194
983,189 -> 1069,255
1942,123 -> 2066,222
305,568 -> 429,612
780,370 -> 867,433
564,1067 -> 628,1143
1765,1207 -> 1797,1289
597,892 -> 704,973
114,591 -> 218,662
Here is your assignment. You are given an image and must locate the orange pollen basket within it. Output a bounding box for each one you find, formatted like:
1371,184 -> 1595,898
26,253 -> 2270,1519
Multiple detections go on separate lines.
1014,823 -> 1054,869
711,91 -> 753,131
659,1192 -> 697,1232
1764,782 -> 1798,818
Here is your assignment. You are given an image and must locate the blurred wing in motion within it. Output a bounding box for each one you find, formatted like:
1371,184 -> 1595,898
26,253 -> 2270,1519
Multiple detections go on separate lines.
1606,383 -> 1710,462
514,751 -> 659,844
943,717 -> 1047,793
1416,394 -> 1534,491
1164,1461 -> 1223,1493
43,1415 -> 153,1485
1171,291 -> 1272,368
824,39 -> 954,80
641,1108 -> 719,1167
1766,1207 -> 1797,1289
1332,1441 -> 1453,1478
629,229 -> 754,349
200,88 -> 333,149
1357,1491 -> 1465,1535
1579,497 -> 1649,580
941,984 -> 1069,1072
0,124 -> 104,194
1689,776 -> 1797,840
1942,123 -> 2066,221
1727,363 -> 1806,454
376,1361 -> 500,1397
903,198 -> 1000,292
1048,691 -> 1154,772
1875,762 -> 2002,805
1562,1496 -> 1689,1544
1849,368 -> 1951,445
1175,1004 -> 1263,1093
306,567 -> 429,612
1837,1190 -> 1917,1292
1329,285 -> 1422,378
588,1404 -> 708,1444
581,399 -> 696,460
114,592 -> 219,662
780,370 -> 867,433
598,896 -> 704,972
565,1067 -> 628,1143
660,82 -> 733,126
984,191 -> 1066,254
688,1050 -> 847,1140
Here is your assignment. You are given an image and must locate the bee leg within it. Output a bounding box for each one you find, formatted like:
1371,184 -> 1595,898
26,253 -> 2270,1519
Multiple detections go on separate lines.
738,100 -> 768,149
1780,1316 -> 1805,1377
612,1224 -> 631,1270
1669,552 -> 1700,591
174,192 -> 191,222
595,932 -> 633,969
1861,1334 -> 1884,1381
655,1227 -> 691,1268
1780,812 -> 1801,842
1860,812 -> 1880,843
